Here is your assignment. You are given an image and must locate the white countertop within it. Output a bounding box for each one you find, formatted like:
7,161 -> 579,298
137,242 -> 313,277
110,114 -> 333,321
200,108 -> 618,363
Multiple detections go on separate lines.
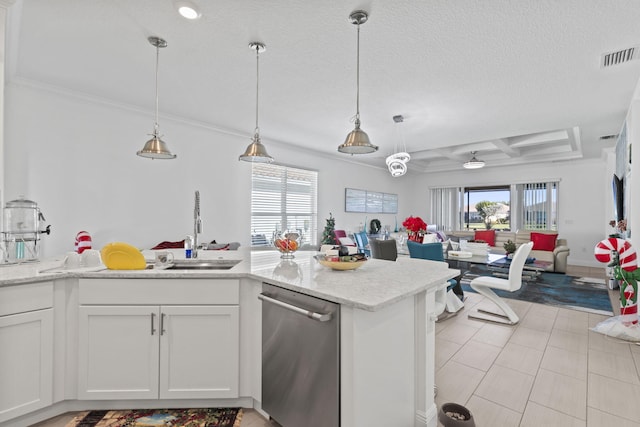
0,249 -> 459,311
248,251 -> 458,310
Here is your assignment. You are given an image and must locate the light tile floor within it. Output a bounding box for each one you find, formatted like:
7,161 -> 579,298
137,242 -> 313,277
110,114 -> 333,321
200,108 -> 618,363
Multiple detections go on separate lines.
35,265 -> 635,427
435,287 -> 640,427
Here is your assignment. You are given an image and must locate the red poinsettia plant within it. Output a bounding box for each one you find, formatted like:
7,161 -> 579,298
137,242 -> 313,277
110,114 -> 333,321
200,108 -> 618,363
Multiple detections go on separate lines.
402,216 -> 427,233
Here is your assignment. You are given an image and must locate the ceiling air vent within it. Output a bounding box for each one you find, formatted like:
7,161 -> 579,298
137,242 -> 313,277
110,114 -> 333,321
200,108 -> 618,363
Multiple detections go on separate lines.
601,46 -> 639,68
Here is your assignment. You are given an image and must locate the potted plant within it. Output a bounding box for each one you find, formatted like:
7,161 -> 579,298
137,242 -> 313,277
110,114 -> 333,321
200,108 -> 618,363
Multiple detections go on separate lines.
504,239 -> 516,258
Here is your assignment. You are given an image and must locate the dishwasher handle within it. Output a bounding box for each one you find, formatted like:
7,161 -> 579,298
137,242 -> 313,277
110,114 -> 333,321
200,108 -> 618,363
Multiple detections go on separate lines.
258,293 -> 332,322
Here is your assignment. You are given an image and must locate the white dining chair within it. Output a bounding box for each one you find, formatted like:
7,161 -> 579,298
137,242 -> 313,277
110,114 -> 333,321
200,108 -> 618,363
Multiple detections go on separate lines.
468,241 -> 534,325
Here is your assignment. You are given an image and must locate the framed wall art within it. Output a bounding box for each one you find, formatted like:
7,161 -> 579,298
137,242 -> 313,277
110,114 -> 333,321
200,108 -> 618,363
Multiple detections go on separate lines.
345,188 -> 398,214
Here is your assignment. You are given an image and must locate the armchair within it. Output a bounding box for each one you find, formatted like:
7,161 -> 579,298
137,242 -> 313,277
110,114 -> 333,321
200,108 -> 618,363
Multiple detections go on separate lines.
369,238 -> 398,261
407,240 -> 464,316
353,231 -> 370,257
333,229 -> 347,244
333,229 -> 356,247
552,243 -> 570,273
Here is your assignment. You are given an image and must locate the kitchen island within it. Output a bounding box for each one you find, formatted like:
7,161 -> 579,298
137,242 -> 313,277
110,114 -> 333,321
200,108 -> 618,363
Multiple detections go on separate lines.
0,249 -> 458,427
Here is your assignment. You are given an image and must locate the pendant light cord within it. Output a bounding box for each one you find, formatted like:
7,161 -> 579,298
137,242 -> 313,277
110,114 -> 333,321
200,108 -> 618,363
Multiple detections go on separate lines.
254,46 -> 260,137
355,22 -> 360,122
393,119 -> 399,153
400,117 -> 407,152
154,43 -> 160,135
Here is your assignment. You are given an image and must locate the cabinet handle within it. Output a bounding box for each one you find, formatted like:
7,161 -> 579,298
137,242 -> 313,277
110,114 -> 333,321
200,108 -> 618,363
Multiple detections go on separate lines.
151,312 -> 156,335
160,313 -> 166,335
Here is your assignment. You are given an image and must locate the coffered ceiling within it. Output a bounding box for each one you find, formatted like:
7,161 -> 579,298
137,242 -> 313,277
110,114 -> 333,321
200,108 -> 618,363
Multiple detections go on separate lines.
7,0 -> 640,173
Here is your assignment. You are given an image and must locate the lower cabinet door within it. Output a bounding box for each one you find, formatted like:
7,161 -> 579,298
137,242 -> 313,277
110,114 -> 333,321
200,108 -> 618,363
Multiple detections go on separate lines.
0,309 -> 53,422
78,305 -> 160,400
159,305 -> 239,399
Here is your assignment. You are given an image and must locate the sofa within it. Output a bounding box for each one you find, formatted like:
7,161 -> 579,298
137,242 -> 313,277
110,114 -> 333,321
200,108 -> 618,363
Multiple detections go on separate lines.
447,229 -> 570,273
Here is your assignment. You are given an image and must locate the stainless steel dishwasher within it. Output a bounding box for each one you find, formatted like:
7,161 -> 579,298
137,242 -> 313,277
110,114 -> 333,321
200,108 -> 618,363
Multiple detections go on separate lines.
259,283 -> 340,427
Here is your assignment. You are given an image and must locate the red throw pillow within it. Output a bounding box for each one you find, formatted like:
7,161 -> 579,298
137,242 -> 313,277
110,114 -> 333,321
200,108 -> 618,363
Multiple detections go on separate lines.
531,232 -> 558,251
474,230 -> 496,247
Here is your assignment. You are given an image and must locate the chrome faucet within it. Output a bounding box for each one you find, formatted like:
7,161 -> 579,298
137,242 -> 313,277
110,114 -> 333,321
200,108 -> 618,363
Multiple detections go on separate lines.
193,190 -> 202,258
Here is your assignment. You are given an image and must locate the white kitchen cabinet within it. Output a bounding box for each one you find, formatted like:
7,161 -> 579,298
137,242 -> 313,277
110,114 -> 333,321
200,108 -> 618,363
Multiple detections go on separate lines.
78,305 -> 160,400
77,279 -> 240,400
159,305 -> 239,399
0,282 -> 54,423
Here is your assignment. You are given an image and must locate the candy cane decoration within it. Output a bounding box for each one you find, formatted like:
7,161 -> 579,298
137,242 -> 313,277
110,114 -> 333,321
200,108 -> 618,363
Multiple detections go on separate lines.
594,237 -> 637,271
620,280 -> 638,325
595,237 -> 639,325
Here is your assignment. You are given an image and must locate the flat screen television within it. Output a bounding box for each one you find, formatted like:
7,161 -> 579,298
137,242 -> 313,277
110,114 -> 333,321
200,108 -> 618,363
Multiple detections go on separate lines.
613,174 -> 624,222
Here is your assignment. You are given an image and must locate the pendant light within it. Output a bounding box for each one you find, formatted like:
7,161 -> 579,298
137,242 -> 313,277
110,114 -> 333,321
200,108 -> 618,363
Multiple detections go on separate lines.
239,42 -> 274,163
137,36 -> 176,159
338,10 -> 378,155
386,115 -> 411,177
463,151 -> 485,169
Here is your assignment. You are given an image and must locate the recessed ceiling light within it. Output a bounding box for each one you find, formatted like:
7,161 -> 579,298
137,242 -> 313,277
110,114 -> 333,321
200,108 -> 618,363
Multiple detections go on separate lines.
174,0 -> 201,20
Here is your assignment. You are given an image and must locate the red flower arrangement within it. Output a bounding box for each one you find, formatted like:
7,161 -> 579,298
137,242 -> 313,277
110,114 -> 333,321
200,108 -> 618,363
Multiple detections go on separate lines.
402,216 -> 427,233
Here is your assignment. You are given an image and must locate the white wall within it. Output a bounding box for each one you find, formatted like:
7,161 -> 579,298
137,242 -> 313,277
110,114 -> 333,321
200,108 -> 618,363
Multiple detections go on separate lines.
414,160 -> 608,268
628,98 -> 640,247
4,82 -> 419,257
3,81 -> 612,267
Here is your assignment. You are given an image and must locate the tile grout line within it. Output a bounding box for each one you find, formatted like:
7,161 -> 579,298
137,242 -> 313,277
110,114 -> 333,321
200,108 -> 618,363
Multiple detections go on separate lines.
585,371 -> 640,424
517,309 -> 558,425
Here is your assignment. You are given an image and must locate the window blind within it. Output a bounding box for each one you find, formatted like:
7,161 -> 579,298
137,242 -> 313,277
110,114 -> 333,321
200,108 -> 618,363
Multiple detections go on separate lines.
518,181 -> 558,230
251,163 -> 318,247
431,180 -> 558,232
429,187 -> 462,231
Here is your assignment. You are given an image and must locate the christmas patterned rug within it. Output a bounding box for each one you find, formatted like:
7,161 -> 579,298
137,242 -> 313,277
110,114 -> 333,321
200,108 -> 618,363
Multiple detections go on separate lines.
65,408 -> 242,427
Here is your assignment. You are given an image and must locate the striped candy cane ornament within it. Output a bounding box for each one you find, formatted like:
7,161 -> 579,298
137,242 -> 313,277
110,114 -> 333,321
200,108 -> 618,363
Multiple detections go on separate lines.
615,270 -> 639,325
594,237 -> 637,271
76,231 -> 92,254
594,237 -> 638,325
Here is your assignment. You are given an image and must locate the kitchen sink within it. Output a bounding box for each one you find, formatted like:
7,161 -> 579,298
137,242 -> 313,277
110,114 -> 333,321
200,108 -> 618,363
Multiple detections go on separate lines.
147,259 -> 242,270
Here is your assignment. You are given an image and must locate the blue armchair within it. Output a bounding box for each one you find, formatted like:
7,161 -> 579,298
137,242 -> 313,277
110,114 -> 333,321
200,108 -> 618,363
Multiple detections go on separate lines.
407,240 -> 446,262
407,240 -> 464,302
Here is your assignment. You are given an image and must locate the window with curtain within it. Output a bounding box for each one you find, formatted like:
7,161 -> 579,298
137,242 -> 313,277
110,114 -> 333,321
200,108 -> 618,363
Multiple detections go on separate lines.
430,180 -> 559,232
251,163 -> 318,248
516,181 -> 558,230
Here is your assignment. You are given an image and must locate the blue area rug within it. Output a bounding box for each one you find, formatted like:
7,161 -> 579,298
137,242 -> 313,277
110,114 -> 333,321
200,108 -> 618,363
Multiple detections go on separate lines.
459,264 -> 613,315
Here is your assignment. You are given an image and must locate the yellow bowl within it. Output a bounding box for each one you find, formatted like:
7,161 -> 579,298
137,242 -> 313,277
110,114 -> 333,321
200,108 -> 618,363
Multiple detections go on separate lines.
100,242 -> 146,270
318,259 -> 367,271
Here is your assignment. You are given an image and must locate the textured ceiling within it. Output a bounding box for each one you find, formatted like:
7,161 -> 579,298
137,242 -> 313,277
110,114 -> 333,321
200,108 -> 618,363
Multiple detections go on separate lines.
7,0 -> 640,173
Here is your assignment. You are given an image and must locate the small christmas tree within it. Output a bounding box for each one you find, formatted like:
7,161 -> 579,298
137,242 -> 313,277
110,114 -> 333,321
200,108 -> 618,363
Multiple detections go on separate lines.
321,212 -> 336,245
